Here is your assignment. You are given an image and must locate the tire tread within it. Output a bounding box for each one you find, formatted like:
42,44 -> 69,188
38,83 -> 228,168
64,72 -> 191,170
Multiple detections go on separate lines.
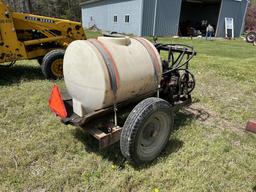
120,97 -> 173,164
41,49 -> 65,79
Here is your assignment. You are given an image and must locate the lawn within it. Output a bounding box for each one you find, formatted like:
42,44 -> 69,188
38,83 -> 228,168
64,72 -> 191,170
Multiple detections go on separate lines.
0,32 -> 256,192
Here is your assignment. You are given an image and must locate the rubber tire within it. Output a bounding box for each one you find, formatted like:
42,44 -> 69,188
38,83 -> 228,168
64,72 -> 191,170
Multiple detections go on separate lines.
246,32 -> 256,43
41,49 -> 65,80
120,97 -> 174,165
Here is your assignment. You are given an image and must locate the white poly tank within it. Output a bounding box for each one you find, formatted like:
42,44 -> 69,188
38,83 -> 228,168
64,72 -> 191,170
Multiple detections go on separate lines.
63,36 -> 162,117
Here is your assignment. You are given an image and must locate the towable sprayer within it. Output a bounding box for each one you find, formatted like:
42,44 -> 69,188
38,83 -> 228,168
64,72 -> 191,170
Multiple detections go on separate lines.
49,35 -> 196,165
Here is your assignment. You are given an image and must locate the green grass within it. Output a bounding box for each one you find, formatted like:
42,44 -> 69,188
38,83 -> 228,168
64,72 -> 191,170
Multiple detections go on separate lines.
0,33 -> 256,192
85,29 -> 102,39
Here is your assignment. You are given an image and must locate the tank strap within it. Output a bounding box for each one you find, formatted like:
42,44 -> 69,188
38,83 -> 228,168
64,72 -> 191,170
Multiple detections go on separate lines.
133,37 -> 161,83
88,39 -> 120,94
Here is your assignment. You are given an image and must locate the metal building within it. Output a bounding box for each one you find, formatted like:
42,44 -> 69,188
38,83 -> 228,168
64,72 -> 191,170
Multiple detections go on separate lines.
81,0 -> 249,37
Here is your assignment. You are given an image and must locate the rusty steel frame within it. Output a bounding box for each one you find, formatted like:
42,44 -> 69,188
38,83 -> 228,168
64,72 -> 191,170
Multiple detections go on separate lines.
74,97 -> 192,149
82,126 -> 122,150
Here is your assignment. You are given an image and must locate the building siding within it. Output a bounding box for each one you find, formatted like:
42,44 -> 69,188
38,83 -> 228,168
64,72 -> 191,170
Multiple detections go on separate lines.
216,0 -> 249,37
82,1 -> 109,30
141,0 -> 155,36
81,0 -> 248,37
82,0 -> 143,35
154,0 -> 182,36
141,0 -> 182,36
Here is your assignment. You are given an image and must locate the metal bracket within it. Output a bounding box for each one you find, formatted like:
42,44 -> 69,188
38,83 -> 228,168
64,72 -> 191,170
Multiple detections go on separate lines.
84,126 -> 122,150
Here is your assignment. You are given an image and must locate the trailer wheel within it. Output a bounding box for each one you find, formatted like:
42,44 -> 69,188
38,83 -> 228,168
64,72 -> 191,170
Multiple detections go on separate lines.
41,49 -> 65,79
120,97 -> 174,164
246,32 -> 256,43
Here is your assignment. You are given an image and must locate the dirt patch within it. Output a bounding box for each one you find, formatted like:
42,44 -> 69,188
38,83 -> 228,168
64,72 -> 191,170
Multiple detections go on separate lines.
184,103 -> 246,134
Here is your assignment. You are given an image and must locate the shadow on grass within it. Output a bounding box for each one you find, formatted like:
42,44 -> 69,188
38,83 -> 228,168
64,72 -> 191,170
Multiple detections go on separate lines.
0,64 -> 44,86
73,106 -> 210,169
253,185 -> 256,192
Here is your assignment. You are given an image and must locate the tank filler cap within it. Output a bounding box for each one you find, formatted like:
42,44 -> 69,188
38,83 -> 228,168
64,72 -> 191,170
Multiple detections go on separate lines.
102,32 -> 125,38
98,36 -> 131,46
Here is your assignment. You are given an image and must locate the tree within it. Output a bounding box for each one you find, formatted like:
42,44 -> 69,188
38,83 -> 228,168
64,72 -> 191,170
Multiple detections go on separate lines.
245,0 -> 256,31
27,0 -> 32,13
3,0 -> 83,21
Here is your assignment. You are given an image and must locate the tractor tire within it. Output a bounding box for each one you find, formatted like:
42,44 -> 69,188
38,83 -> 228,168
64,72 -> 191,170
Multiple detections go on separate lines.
120,97 -> 174,165
246,32 -> 256,43
41,49 -> 65,80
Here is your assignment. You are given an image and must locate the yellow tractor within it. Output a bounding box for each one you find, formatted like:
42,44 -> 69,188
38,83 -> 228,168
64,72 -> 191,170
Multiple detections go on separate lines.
0,0 -> 86,79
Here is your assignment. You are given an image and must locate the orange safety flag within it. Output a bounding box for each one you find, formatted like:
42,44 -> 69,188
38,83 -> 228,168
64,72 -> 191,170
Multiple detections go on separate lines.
48,84 -> 67,119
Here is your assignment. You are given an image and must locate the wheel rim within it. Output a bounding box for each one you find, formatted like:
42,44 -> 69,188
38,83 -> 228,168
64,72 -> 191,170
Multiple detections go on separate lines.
247,34 -> 256,42
136,111 -> 171,161
51,59 -> 63,78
